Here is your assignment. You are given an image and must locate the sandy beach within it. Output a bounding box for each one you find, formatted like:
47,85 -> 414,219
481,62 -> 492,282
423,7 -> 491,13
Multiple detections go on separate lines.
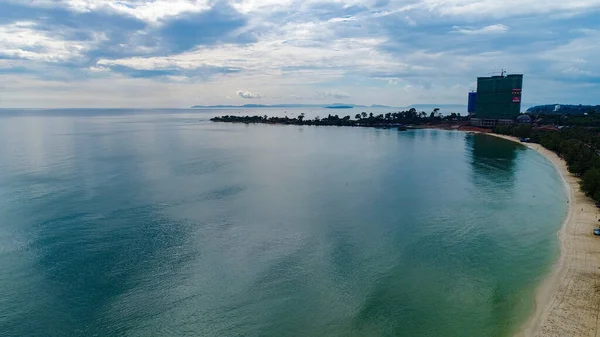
487,134 -> 600,337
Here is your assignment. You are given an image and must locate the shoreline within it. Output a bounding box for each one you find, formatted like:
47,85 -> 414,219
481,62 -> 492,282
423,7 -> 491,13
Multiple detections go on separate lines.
487,133 -> 600,337
209,120 -> 597,335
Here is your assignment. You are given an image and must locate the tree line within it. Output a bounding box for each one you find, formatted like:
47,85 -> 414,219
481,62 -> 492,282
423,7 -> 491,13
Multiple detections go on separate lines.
210,108 -> 469,127
527,112 -> 600,128
527,104 -> 600,116
494,125 -> 600,202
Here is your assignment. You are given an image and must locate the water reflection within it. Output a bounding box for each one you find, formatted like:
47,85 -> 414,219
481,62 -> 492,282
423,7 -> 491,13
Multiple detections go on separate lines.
0,113 -> 567,337
467,134 -> 523,189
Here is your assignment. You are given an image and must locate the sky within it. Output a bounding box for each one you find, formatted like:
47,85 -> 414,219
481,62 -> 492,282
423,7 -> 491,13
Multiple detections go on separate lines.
0,0 -> 599,108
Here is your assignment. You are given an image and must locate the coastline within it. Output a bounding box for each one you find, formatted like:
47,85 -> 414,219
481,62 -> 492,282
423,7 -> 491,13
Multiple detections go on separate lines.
487,133 -> 600,337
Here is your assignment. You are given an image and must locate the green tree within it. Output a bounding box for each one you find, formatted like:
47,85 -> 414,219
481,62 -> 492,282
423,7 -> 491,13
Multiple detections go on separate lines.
355,113 -> 361,120
513,125 -> 532,138
581,168 -> 600,200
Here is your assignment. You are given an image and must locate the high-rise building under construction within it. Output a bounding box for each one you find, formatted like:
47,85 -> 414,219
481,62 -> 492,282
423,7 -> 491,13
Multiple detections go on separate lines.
470,73 -> 523,127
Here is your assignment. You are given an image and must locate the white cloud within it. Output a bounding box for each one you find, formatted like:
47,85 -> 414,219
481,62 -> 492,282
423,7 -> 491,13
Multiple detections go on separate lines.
537,30 -> 600,79
20,0 -> 598,21
421,0 -> 600,18
453,24 -> 509,35
2,0 -> 600,108
104,0 -> 211,23
0,21 -> 106,62
231,0 -> 295,14
95,35 -> 400,85
316,90 -> 351,99
237,90 -> 261,99
3,0 -> 212,23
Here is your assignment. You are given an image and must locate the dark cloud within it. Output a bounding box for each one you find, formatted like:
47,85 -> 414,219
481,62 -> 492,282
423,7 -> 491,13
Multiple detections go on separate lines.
0,2 -> 147,39
373,0 -> 391,7
105,64 -> 241,79
0,1 -> 148,65
155,2 -> 254,54
376,11 -> 600,56
2,0 -> 600,100
0,66 -> 32,75
0,1 -> 254,68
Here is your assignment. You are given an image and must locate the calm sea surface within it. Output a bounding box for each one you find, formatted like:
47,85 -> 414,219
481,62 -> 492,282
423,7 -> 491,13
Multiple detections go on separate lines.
0,109 -> 567,337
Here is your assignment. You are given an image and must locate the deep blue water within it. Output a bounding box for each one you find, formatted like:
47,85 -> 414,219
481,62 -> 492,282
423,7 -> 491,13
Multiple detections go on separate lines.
0,109 -> 567,336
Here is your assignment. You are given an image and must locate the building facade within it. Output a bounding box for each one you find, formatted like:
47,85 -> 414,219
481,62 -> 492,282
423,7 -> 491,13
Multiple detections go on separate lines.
470,74 -> 523,127
467,92 -> 477,116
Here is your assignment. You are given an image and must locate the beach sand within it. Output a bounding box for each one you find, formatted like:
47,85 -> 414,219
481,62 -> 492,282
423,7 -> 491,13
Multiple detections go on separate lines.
487,134 -> 600,337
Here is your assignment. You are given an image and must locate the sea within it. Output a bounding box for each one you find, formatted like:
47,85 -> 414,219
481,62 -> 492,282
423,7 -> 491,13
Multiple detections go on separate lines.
0,108 -> 567,337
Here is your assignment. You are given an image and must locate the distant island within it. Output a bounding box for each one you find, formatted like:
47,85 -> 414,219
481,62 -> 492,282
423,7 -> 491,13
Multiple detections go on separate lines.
324,104 -> 354,109
191,103 -> 392,109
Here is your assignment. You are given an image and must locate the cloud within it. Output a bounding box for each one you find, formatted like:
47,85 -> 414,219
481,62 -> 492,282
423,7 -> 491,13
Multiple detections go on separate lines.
0,1 -> 254,63
155,3 -> 254,53
453,24 -> 509,35
100,64 -> 241,79
421,0 -> 600,18
317,90 -> 351,99
0,21 -> 106,62
237,90 -> 261,99
0,1 -> 150,65
0,0 -> 212,23
1,0 -> 600,107
404,15 -> 417,26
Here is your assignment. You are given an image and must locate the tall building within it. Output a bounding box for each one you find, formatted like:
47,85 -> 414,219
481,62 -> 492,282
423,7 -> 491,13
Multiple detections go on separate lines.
467,92 -> 477,116
470,73 -> 523,127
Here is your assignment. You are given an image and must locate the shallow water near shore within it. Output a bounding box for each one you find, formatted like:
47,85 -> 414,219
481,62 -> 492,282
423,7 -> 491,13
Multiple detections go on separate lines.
0,109 -> 567,336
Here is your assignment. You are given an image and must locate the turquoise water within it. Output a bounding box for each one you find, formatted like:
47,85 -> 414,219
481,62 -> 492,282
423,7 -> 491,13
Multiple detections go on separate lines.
0,109 -> 567,337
